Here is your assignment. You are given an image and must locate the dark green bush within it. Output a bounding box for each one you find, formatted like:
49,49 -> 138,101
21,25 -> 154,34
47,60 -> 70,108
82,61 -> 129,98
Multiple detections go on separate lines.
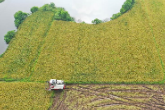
111,13 -> 122,20
40,3 -> 56,11
4,30 -> 16,44
110,0 -> 135,20
14,11 -> 28,28
30,6 -> 39,13
92,18 -> 103,24
54,8 -> 74,21
120,0 -> 135,14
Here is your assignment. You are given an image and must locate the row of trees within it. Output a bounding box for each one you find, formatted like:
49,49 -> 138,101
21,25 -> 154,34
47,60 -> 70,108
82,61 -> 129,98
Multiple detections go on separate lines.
5,3 -> 75,44
111,0 -> 135,20
31,3 -> 74,22
5,0 -> 135,44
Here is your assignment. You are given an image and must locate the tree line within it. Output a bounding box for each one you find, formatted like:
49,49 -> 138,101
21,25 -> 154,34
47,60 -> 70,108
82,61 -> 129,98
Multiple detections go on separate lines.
4,0 -> 135,44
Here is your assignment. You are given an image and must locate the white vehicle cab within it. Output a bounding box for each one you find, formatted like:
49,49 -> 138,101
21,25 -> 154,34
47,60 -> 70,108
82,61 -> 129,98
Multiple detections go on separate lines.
45,79 -> 65,91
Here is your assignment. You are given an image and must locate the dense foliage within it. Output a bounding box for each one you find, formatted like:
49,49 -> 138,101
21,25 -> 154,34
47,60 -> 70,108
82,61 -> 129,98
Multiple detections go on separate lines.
54,8 -> 74,21
30,3 -> 74,22
14,11 -> 28,28
39,3 -> 56,11
4,30 -> 16,44
120,0 -> 135,14
110,12 -> 122,20
111,0 -> 135,20
92,18 -> 103,24
30,6 -> 39,13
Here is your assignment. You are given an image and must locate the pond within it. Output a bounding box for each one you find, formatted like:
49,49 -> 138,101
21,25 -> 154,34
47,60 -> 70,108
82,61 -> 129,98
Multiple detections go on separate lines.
0,0 -> 126,54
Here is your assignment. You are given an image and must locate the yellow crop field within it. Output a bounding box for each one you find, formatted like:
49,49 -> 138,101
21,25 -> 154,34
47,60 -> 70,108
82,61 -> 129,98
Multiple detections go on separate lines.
0,11 -> 54,79
0,82 -> 52,110
0,0 -> 164,84
31,0 -> 164,83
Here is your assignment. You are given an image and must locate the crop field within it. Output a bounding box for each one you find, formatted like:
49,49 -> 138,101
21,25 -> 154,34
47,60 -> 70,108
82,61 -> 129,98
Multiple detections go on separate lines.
50,84 -> 165,110
0,82 -> 52,110
0,0 -> 164,109
0,0 -> 164,83
0,11 -> 54,79
30,0 -> 164,83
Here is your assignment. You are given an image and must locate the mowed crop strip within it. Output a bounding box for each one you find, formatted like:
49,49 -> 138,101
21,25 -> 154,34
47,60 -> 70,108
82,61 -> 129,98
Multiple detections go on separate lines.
0,82 -> 52,110
31,0 -> 164,83
0,11 -> 54,79
49,84 -> 165,110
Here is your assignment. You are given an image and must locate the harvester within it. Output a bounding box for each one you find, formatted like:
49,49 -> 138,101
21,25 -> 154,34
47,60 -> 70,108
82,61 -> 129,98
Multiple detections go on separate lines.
45,79 -> 65,91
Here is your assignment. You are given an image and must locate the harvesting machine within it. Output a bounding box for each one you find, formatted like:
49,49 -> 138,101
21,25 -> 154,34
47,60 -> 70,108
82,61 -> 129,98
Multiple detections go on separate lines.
45,79 -> 65,91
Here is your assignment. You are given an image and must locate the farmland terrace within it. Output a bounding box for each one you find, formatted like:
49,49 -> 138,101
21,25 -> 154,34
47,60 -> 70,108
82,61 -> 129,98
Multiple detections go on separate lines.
0,0 -> 165,109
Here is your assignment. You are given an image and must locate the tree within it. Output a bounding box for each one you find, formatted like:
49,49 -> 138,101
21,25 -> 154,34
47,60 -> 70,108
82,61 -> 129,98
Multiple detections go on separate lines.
110,13 -> 121,20
4,30 -> 16,44
40,4 -> 50,11
14,11 -> 28,28
30,6 -> 39,13
40,3 -> 56,11
54,8 -> 73,21
92,18 -> 103,24
120,0 -> 134,14
50,2 -> 55,8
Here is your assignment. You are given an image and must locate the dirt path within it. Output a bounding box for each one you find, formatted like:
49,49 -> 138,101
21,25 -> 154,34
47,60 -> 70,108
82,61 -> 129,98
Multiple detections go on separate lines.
49,84 -> 165,110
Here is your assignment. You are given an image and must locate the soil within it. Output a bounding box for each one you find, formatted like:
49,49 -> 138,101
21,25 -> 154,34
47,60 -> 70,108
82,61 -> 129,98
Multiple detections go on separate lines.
49,84 -> 165,110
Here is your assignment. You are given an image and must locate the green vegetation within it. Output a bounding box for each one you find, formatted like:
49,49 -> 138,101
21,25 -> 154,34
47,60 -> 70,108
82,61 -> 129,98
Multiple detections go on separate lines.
54,8 -> 74,21
30,6 -> 39,13
111,0 -> 135,20
0,0 -> 4,3
4,30 -> 16,44
32,3 -> 74,22
0,0 -> 164,84
120,0 -> 135,14
92,18 -> 103,24
111,12 -> 122,20
14,11 -> 28,28
0,1 -> 164,110
39,3 -> 56,11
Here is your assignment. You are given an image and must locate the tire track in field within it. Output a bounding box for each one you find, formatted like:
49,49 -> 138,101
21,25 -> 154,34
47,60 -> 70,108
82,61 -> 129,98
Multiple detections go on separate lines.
50,84 -> 165,110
